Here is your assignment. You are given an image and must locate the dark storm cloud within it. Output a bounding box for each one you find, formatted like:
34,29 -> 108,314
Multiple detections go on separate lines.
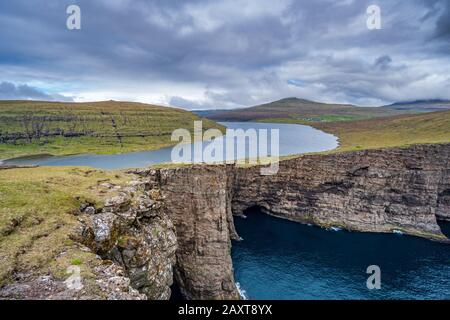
374,55 -> 392,70
0,82 -> 73,101
0,0 -> 449,107
434,0 -> 450,39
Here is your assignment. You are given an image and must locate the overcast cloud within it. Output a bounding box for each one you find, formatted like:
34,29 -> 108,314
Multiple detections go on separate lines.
0,0 -> 449,108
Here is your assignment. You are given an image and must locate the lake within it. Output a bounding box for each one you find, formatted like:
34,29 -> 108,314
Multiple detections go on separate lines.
232,207 -> 450,300
3,122 -> 338,169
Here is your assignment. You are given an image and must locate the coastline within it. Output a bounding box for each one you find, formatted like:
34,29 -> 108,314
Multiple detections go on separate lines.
2,122 -> 339,169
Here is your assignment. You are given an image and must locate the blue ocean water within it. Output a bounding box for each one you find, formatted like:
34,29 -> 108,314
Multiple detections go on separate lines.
232,208 -> 450,300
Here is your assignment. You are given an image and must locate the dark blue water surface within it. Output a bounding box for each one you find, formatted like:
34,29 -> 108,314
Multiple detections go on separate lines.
232,208 -> 450,300
3,122 -> 337,170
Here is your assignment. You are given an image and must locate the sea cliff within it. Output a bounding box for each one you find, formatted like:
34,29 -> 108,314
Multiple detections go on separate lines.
1,143 -> 449,300
138,143 -> 450,299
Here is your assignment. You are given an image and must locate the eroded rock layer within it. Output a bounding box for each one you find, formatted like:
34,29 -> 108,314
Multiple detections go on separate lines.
231,143 -> 450,240
138,143 -> 449,300
138,167 -> 240,300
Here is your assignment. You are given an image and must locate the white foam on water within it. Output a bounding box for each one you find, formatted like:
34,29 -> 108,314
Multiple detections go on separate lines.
329,226 -> 342,232
393,230 -> 403,235
236,282 -> 248,300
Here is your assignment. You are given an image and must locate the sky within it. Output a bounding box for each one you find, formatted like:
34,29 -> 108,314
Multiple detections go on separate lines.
0,0 -> 449,109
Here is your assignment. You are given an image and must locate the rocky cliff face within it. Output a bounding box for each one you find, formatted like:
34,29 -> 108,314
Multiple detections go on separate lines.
136,167 -> 240,300
136,143 -> 449,300
4,144 -> 447,300
231,143 -> 450,240
72,178 -> 178,300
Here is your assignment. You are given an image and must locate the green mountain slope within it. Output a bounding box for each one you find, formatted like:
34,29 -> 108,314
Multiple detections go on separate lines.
202,97 -> 410,122
313,110 -> 450,152
0,100 -> 224,159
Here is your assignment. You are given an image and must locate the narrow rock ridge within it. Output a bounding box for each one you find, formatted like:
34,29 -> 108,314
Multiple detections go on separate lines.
137,166 -> 241,300
134,143 -> 450,300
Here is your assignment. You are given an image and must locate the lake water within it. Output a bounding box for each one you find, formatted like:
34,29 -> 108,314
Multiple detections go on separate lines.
3,122 -> 338,169
232,207 -> 450,300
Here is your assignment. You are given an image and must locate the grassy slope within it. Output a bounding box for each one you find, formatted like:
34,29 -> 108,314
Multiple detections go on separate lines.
313,110 -> 450,152
0,100 -> 224,159
257,111 -> 450,154
205,97 -> 409,122
202,97 -> 449,153
0,166 -> 132,286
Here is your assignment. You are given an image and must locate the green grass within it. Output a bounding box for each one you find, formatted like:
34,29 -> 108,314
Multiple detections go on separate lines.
311,111 -> 450,152
70,258 -> 83,266
0,100 -> 225,159
313,114 -> 369,122
0,166 -> 132,286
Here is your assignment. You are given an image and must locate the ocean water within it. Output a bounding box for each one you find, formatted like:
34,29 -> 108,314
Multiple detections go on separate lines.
3,122 -> 337,169
232,207 -> 450,300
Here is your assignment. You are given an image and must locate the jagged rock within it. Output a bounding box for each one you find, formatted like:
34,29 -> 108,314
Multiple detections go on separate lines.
139,217 -> 177,300
83,206 -> 96,215
76,181 -> 178,300
104,193 -> 131,212
92,213 -> 120,254
0,262 -> 146,300
99,182 -> 115,189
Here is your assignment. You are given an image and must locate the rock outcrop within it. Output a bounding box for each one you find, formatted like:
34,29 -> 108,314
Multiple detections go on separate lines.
0,259 -> 147,300
137,167 -> 240,300
73,178 -> 178,300
135,143 -> 449,300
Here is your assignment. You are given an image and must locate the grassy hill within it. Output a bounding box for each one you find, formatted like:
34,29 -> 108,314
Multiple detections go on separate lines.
200,97 -> 450,153
386,100 -> 450,113
0,100 -> 224,159
313,110 -> 450,152
202,97 -> 410,123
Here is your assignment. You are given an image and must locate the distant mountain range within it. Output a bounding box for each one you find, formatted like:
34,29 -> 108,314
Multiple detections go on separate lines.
195,97 -> 450,122
386,99 -> 450,112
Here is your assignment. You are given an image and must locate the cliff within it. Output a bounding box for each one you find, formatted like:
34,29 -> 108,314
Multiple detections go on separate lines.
230,143 -> 450,238
2,143 -> 448,300
137,143 -> 450,299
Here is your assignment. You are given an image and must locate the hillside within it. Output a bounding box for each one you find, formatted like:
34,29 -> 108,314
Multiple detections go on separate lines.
201,97 -> 410,122
386,100 -> 450,112
313,110 -> 450,152
0,100 -> 224,159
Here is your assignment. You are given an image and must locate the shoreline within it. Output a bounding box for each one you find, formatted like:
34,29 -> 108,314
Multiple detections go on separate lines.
2,122 -> 339,169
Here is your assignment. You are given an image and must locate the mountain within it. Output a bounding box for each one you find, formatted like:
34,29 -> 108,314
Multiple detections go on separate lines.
385,99 -> 450,112
200,97 -> 408,122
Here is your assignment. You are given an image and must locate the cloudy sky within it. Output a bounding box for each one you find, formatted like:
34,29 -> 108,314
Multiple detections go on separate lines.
0,0 -> 449,109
